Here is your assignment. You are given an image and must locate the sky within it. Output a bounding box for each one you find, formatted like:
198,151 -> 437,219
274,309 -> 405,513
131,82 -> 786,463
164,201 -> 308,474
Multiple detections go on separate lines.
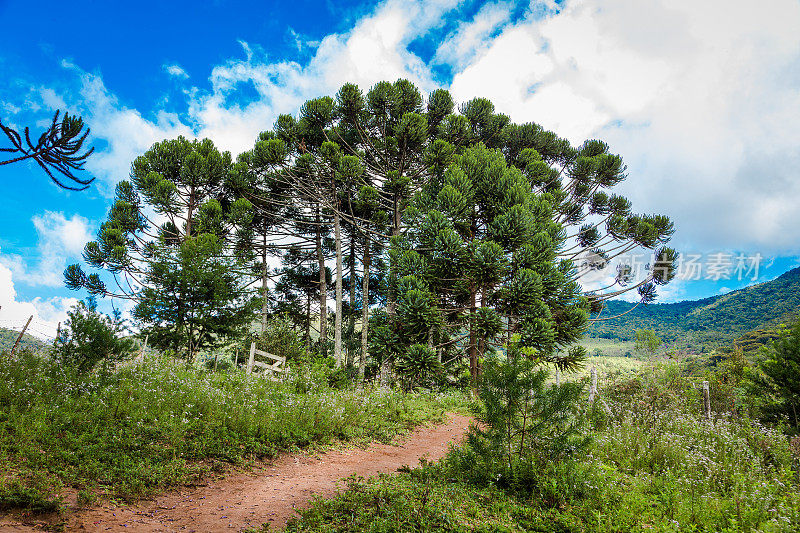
1,0 -> 799,339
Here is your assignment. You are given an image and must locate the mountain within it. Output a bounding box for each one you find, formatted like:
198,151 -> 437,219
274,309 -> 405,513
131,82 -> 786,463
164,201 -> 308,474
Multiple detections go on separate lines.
587,266 -> 800,351
0,327 -> 49,353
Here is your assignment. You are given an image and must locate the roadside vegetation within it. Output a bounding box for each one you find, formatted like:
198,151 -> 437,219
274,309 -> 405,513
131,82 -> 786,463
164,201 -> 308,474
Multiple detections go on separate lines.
0,349 -> 466,513
283,357 -> 800,532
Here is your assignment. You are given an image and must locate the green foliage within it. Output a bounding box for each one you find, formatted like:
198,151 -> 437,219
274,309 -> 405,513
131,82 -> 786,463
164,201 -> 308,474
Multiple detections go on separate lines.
65,137 -> 258,360
451,353 -> 588,494
634,328 -> 661,356
253,315 -> 308,363
753,319 -> 800,430
394,343 -> 441,391
0,109 -> 95,190
0,352 -> 467,512
52,300 -> 136,372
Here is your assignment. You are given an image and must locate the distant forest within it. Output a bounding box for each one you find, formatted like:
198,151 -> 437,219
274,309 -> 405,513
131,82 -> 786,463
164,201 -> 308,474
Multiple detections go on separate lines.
0,327 -> 48,353
588,266 -> 800,352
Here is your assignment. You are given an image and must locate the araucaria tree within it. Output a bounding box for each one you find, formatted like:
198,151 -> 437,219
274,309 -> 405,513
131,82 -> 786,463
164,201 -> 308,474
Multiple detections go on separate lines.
65,137 -> 258,361
64,80 -> 677,384
231,81 -> 677,388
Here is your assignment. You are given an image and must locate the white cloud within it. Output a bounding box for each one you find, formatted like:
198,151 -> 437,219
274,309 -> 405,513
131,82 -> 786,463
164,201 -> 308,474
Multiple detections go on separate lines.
0,211 -> 93,288
433,2 -> 513,69
187,0 -> 458,155
448,0 -> 800,254
163,63 -> 189,79
27,61 -> 195,194
0,262 -> 77,340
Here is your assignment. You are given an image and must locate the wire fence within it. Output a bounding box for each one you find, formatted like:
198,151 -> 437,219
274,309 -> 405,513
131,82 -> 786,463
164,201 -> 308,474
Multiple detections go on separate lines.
0,316 -> 58,345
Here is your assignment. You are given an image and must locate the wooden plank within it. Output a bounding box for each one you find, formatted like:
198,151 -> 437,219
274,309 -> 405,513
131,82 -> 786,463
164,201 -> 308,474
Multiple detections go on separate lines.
252,360 -> 285,372
253,348 -> 285,363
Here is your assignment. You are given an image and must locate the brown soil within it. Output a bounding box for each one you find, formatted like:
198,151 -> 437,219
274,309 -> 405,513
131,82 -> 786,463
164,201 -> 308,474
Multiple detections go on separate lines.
0,413 -> 470,532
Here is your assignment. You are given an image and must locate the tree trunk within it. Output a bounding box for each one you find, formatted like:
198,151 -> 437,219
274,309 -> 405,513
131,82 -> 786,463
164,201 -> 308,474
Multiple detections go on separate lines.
379,358 -> 391,389
381,205 -> 401,388
260,234 -> 269,336
348,232 -> 357,367
469,284 -> 478,391
334,211 -> 343,367
305,293 -> 312,350
316,206 -> 327,356
359,242 -> 371,383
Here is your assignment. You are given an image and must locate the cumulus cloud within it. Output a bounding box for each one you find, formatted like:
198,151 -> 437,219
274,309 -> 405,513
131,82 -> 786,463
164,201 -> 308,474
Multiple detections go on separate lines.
163,63 -> 190,79
433,2 -> 513,70
186,0 -> 457,155
448,0 -> 800,253
0,211 -> 93,288
8,0 -> 799,300
24,61 -> 195,195
0,262 -> 78,340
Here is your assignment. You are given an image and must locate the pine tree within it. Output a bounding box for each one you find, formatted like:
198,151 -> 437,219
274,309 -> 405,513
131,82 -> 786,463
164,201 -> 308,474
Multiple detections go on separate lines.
755,319 -> 800,430
239,81 -> 678,387
65,137 -> 257,360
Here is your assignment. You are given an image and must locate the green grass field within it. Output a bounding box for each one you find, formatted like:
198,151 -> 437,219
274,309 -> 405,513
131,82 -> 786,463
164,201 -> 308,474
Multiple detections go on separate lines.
580,337 -> 640,357
280,363 -> 800,532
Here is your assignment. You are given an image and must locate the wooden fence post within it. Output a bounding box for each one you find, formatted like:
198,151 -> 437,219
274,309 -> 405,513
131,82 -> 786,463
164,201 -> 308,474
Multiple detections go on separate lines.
10,315 -> 33,356
702,380 -> 711,420
246,342 -> 256,375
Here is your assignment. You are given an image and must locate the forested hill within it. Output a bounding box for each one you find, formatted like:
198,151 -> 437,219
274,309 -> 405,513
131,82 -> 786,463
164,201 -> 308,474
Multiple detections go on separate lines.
0,327 -> 49,353
588,266 -> 800,350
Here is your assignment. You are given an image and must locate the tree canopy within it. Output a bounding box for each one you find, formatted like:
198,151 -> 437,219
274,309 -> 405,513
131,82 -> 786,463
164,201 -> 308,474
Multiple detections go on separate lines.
66,80 -> 678,383
66,137 -> 257,361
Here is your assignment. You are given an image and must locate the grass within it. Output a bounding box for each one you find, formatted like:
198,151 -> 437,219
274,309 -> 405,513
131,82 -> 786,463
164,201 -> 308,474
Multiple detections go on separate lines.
0,350 -> 468,513
543,355 -> 645,386
580,338 -> 639,358
280,363 -> 800,532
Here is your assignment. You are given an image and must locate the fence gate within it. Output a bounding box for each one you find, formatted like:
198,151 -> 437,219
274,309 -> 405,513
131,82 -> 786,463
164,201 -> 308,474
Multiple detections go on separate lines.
246,342 -> 286,381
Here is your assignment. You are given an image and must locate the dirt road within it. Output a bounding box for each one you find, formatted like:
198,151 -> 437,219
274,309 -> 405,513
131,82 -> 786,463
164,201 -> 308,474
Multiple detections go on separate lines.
0,413 -> 470,532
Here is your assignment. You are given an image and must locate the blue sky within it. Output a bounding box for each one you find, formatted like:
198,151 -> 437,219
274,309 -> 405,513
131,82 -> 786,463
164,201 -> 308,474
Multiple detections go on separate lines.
1,0 -> 799,337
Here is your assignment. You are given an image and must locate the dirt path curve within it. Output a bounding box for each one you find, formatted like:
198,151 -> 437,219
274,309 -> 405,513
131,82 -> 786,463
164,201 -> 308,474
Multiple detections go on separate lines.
1,414 -> 470,533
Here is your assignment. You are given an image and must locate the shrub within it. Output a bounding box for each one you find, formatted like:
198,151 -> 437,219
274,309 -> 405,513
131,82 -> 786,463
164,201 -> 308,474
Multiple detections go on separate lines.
253,315 -> 308,363
751,318 -> 800,431
449,353 -> 588,494
53,300 -> 136,372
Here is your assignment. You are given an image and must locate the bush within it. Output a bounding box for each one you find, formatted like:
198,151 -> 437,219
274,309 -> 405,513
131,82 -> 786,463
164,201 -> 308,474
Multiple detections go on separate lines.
254,316 -> 308,363
449,354 -> 588,495
53,300 -> 136,372
751,319 -> 800,431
